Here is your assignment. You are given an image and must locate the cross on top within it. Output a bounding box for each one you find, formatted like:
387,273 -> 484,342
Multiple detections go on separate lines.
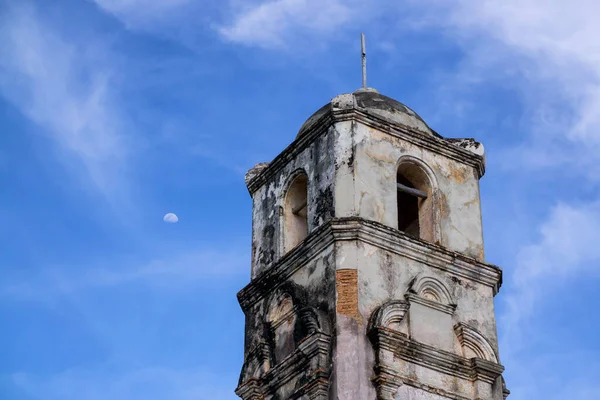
361,33 -> 367,89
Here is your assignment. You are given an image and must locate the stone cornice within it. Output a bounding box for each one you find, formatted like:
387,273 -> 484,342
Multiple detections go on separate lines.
333,218 -> 503,295
238,222 -> 336,312
246,108 -> 485,195
238,218 -> 503,312
369,328 -> 504,384
235,379 -> 262,400
246,113 -> 335,195
373,368 -> 472,400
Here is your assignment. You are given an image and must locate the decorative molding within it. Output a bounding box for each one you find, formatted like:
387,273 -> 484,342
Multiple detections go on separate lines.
454,322 -> 499,363
331,218 -> 502,293
372,367 -> 473,400
405,293 -> 457,315
502,376 -> 511,399
409,274 -> 454,305
238,218 -> 503,311
368,318 -> 504,390
239,341 -> 271,385
246,107 -> 486,194
236,332 -> 332,400
406,274 -> 457,314
368,326 -> 504,388
298,307 -> 321,334
235,379 -> 263,400
238,222 -> 336,312
368,300 -> 410,332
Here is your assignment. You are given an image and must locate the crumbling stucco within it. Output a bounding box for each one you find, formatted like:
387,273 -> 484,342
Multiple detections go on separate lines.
238,89 -> 507,400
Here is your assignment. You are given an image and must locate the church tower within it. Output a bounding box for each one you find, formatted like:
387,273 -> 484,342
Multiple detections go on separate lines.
236,81 -> 508,398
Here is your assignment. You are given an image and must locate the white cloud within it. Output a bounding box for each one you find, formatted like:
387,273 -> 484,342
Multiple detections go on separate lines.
502,201 -> 600,331
0,3 -> 132,199
218,0 -> 359,49
411,0 -> 600,176
212,0 -> 600,176
163,213 -> 179,223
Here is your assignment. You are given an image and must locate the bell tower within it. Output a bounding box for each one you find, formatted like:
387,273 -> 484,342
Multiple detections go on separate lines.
236,86 -> 508,399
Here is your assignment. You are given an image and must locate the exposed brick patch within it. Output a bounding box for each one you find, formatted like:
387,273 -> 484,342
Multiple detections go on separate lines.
336,269 -> 359,320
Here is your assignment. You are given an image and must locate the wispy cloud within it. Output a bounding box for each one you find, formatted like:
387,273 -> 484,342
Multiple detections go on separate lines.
411,0 -> 600,177
217,0 -> 359,50
0,3 -> 133,200
210,0 -> 600,176
1,243 -> 248,302
92,0 -> 192,30
502,201 -> 600,330
93,0 -> 370,52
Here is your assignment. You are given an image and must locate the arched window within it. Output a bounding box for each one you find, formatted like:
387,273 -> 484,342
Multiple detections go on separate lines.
284,173 -> 308,252
397,161 -> 435,242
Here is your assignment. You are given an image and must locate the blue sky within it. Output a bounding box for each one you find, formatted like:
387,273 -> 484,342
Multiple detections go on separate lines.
1,0 -> 599,399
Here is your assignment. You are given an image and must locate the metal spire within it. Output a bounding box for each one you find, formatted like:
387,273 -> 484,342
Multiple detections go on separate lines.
361,33 -> 367,89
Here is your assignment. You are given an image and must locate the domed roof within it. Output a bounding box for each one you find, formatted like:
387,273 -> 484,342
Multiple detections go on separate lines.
297,88 -> 440,139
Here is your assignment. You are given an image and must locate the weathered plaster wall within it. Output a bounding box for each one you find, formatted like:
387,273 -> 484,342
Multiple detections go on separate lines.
240,244 -> 336,399
330,238 -> 500,400
332,121 -> 485,260
241,91 -> 504,400
250,128 -> 336,278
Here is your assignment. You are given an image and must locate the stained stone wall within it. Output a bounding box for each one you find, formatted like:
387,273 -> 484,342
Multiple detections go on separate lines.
331,230 -> 502,400
238,91 -> 507,400
246,125 -> 336,279
332,120 -> 485,260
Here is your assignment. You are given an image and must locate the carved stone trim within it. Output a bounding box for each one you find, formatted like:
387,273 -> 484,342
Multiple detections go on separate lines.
239,341 -> 271,386
369,327 -> 504,385
454,322 -> 499,363
236,332 -> 332,400
238,222 -> 335,312
238,218 -> 502,311
298,307 -> 321,334
330,218 -> 502,294
409,274 -> 454,304
235,379 -> 264,400
405,293 -> 456,315
368,300 -> 410,331
502,376 -> 511,399
372,367 -> 472,400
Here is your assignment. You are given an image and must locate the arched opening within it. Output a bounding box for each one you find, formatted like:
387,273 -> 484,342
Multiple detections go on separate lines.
284,173 -> 308,252
267,293 -> 296,364
397,161 -> 435,242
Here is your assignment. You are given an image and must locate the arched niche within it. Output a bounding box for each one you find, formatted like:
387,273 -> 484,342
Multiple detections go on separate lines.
411,275 -> 454,307
369,300 -> 410,333
283,171 -> 309,253
454,323 -> 499,363
406,274 -> 456,352
396,157 -> 439,243
266,292 -> 297,364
